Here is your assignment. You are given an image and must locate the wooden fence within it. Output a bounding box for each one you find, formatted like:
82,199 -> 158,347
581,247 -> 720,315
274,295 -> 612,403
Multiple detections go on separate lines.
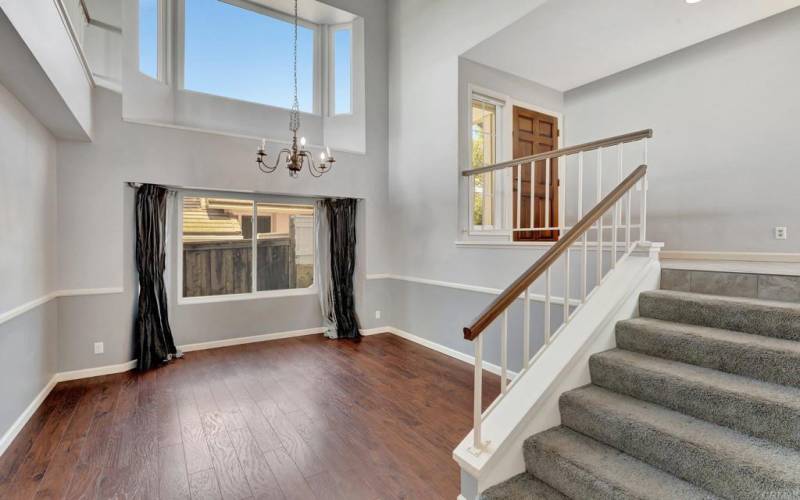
183,235 -> 297,297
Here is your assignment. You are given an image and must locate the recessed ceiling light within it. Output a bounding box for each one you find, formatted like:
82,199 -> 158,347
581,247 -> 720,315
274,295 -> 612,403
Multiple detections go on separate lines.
686,0 -> 702,4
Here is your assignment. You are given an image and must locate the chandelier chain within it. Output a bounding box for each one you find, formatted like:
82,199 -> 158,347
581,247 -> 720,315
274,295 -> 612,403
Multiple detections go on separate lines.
289,0 -> 300,132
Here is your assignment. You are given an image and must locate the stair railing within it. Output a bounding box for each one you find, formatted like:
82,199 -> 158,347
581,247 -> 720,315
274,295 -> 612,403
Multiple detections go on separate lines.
461,130 -> 651,455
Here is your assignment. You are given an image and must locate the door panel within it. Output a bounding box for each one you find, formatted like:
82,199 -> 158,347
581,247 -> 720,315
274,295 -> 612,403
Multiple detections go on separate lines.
512,106 -> 559,241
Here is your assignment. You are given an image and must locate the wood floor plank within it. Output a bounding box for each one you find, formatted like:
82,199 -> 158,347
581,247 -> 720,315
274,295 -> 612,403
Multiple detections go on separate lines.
159,443 -> 191,500
263,448 -> 315,500
189,469 -> 222,500
2,334 -> 500,500
200,412 -> 252,500
227,427 -> 283,499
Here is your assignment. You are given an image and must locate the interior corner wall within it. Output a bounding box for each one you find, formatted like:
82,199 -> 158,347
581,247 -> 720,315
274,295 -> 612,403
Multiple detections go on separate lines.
564,7 -> 800,253
384,0 -> 569,362
0,81 -> 59,440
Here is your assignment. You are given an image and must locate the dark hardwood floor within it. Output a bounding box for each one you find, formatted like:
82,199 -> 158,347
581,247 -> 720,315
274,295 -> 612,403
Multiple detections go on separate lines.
0,333 -> 500,499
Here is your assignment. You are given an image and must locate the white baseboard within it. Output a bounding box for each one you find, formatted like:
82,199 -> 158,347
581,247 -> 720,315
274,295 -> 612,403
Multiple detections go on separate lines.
370,326 -> 515,378
0,375 -> 58,457
179,327 -> 326,352
55,360 -> 139,383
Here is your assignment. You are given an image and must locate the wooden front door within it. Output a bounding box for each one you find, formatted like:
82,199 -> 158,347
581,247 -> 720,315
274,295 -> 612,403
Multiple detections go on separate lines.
512,106 -> 559,241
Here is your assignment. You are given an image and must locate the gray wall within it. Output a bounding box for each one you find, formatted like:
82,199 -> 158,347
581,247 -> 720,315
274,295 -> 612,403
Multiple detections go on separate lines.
565,7 -> 800,253
56,0 -> 388,371
0,81 -> 59,438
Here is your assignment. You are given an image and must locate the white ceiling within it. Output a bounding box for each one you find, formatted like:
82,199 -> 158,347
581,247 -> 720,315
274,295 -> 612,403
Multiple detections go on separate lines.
463,0 -> 800,92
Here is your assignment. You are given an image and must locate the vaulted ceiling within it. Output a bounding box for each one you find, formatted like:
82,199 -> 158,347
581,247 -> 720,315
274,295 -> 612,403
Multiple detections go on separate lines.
463,0 -> 800,91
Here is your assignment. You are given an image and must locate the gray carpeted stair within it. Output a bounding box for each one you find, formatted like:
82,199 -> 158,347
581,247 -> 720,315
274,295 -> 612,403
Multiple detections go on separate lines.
483,287 -> 800,500
616,317 -> 800,387
589,348 -> 800,449
560,385 -> 800,499
480,473 -> 567,500
523,427 -> 720,500
639,290 -> 800,340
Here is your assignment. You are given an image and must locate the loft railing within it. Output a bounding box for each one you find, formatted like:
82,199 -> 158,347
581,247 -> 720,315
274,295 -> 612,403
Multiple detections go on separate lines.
460,130 -> 651,455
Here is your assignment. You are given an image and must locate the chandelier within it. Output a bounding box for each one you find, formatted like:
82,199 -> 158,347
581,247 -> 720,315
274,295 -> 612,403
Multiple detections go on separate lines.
256,0 -> 335,177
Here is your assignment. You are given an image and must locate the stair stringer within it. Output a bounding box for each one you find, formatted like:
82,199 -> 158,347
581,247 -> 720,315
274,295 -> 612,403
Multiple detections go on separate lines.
453,246 -> 662,500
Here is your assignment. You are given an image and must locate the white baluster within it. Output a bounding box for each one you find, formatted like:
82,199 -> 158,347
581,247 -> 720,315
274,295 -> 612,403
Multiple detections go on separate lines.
564,249 -> 570,323
501,310 -> 508,394
523,287 -> 530,365
641,139 -> 648,242
596,148 -> 603,285
516,164 -> 522,232
544,158 -> 550,233
544,268 -> 551,344
578,152 -> 587,301
561,154 -> 567,232
529,161 -> 534,232
612,145 -> 621,267
472,335 -> 483,452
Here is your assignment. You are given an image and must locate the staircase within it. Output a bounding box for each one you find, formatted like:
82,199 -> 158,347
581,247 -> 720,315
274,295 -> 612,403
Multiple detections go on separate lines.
483,288 -> 800,500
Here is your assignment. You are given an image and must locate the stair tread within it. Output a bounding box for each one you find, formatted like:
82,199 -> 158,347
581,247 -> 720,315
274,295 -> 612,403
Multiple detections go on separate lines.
616,317 -> 800,387
561,385 -> 800,497
591,349 -> 800,448
593,348 -> 800,406
524,427 -> 719,500
481,473 -> 567,500
639,290 -> 800,341
642,289 -> 800,310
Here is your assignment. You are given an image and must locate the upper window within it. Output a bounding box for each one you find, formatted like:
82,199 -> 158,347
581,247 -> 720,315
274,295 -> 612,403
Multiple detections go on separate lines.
139,0 -> 159,78
183,0 -> 316,112
181,196 -> 314,300
471,95 -> 499,229
333,27 -> 352,115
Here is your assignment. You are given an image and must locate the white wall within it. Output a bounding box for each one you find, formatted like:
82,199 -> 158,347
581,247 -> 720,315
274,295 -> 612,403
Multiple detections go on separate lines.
0,81 -> 59,446
565,7 -> 800,253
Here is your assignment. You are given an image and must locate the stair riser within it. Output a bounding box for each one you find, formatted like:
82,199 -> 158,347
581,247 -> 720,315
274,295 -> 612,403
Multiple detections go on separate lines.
616,321 -> 800,388
560,394 -> 800,499
524,442 -> 646,500
639,293 -> 800,341
589,356 -> 800,450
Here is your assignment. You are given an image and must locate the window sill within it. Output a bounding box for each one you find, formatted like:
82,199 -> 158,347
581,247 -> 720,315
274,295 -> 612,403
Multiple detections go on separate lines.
455,240 -> 555,249
178,287 -> 317,305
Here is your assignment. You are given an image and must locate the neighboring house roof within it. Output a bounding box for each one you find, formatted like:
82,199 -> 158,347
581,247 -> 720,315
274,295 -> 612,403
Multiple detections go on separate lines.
182,197 -> 244,241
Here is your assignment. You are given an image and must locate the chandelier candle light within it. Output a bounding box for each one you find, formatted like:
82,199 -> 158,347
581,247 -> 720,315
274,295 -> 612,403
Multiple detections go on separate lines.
256,0 -> 336,177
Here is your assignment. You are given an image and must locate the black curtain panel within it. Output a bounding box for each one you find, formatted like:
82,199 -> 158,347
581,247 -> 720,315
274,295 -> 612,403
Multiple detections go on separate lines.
134,184 -> 178,370
325,198 -> 361,339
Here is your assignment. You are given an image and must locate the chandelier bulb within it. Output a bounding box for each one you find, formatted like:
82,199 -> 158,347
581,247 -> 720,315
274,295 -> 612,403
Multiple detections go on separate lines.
300,136 -> 306,147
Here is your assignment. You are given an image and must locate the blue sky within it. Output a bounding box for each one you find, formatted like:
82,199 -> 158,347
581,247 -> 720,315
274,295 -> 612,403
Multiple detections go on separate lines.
184,0 -> 314,111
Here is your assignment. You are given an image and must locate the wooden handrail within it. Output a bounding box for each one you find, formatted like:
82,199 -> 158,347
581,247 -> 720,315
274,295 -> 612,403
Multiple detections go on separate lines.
463,164 -> 648,340
462,129 -> 652,177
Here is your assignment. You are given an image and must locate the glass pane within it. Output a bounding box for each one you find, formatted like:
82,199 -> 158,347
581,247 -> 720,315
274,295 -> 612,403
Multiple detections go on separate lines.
334,28 -> 352,114
182,197 -> 253,297
256,203 -> 315,291
139,0 -> 158,78
184,0 -> 315,112
471,98 -> 497,227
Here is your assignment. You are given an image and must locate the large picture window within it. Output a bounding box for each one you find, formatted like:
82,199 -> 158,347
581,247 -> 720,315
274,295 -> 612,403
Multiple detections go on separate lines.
180,196 -> 314,301
183,0 -> 316,112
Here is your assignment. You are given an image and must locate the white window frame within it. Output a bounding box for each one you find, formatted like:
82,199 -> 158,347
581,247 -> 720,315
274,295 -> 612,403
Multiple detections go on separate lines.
328,22 -> 353,116
174,0 -> 323,115
177,190 -> 318,305
467,85 -> 511,236
138,0 -> 168,81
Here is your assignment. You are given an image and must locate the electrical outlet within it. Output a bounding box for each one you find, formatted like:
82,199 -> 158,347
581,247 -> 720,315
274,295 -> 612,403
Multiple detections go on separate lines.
375,310 -> 381,320
94,342 -> 104,354
775,226 -> 788,240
